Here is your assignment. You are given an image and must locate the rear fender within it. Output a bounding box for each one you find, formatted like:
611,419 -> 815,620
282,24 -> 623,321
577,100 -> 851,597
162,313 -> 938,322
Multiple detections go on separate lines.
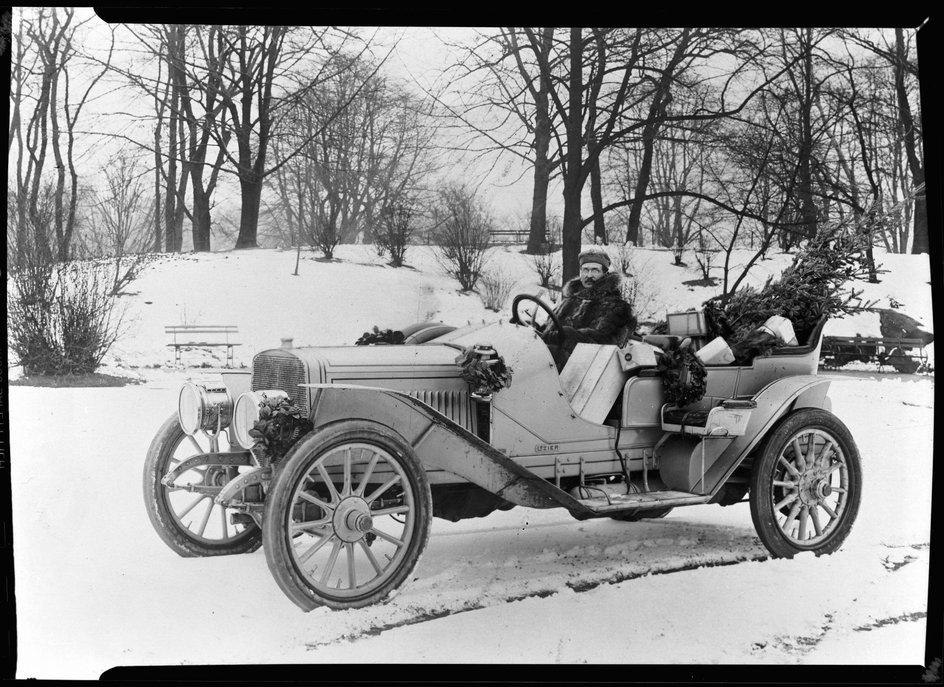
305,384 -> 590,514
701,375 -> 832,494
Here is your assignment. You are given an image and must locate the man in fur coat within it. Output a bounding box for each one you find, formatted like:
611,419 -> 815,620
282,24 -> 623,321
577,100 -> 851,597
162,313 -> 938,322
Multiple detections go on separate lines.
540,249 -> 636,370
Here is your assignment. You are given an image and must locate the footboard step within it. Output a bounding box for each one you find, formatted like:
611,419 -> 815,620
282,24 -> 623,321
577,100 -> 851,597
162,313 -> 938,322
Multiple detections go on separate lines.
576,490 -> 710,512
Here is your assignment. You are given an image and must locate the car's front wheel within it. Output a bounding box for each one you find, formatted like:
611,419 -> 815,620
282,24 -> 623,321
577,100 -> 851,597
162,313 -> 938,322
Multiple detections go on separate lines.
262,420 -> 432,611
143,414 -> 262,557
749,409 -> 861,558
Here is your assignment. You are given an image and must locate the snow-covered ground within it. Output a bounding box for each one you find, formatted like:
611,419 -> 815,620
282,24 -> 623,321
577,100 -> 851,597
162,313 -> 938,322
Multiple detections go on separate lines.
6,244 -> 937,678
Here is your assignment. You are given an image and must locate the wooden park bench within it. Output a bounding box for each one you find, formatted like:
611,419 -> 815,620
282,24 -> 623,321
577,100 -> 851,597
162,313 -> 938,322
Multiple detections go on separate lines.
820,335 -> 929,374
489,229 -> 529,244
165,325 -> 241,367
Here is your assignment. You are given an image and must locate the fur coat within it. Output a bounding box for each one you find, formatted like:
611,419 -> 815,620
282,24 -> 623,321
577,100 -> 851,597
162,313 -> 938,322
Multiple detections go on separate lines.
542,272 -> 636,357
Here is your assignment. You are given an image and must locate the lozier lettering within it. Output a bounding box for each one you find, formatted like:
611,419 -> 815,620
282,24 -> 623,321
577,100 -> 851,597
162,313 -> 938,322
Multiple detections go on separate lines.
534,443 -> 559,453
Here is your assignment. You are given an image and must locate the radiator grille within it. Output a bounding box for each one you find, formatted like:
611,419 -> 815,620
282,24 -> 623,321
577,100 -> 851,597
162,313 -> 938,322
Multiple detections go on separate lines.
252,351 -> 309,410
408,389 -> 473,431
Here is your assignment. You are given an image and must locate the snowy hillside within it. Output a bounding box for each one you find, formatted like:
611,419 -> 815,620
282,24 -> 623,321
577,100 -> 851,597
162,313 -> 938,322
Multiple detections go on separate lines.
7,243 -> 937,678
21,242 -> 933,378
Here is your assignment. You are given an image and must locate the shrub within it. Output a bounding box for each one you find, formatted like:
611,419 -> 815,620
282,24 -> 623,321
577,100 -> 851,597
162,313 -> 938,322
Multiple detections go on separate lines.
8,260 -> 126,375
433,185 -> 493,291
530,251 -> 559,288
607,242 -> 635,276
616,245 -> 659,324
376,198 -> 416,268
311,221 -> 340,260
479,269 -> 515,312
694,246 -> 713,281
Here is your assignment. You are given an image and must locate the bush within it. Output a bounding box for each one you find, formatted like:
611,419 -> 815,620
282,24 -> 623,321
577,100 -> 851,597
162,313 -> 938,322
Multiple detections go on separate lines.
607,242 -> 635,276
311,220 -> 340,260
530,252 -> 559,288
433,185 -> 494,291
479,269 -> 515,312
376,198 -> 416,268
8,260 -> 126,375
615,245 -> 658,324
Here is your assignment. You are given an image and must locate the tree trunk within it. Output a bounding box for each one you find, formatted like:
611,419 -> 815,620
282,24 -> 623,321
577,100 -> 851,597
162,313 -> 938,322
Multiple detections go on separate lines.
625,132 -> 655,246
191,184 -> 212,252
526,28 -> 554,255
796,30 -> 819,242
528,156 -> 551,253
153,129 -> 163,251
672,194 -> 685,263
895,28 -> 927,254
590,154 -> 606,244
561,28 -> 585,283
625,29 -> 691,245
235,172 -> 262,248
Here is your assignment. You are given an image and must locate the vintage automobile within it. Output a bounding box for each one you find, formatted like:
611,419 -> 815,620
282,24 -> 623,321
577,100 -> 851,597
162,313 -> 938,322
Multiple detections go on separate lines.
144,295 -> 862,611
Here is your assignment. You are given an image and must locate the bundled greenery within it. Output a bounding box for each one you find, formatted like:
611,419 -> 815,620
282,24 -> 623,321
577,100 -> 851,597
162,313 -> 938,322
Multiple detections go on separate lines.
455,346 -> 514,397
703,223 -> 878,351
355,326 -> 405,345
657,345 -> 707,407
248,396 -> 314,467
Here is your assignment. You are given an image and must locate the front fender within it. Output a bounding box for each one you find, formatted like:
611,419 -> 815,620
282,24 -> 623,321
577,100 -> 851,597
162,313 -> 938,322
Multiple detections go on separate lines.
702,375 -> 832,494
305,384 -> 590,513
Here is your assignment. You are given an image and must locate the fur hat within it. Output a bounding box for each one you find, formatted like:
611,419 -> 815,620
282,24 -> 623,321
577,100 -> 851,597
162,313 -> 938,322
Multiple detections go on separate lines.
578,249 -> 610,270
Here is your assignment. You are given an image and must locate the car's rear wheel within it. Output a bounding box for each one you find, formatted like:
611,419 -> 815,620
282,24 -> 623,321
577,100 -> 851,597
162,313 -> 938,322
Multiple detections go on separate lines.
886,347 -> 920,374
143,414 -> 262,556
749,409 -> 861,558
262,420 -> 432,611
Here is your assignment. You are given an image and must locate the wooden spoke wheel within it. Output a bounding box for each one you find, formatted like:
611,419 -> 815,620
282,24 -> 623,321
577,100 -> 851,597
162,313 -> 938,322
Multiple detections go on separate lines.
750,409 -> 861,558
262,421 -> 432,611
143,414 -> 261,557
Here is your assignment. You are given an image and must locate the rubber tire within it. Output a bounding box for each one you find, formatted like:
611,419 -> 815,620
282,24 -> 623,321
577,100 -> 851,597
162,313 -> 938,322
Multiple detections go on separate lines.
143,414 -> 262,557
610,507 -> 674,522
887,348 -> 920,374
749,408 -> 862,558
262,420 -> 432,611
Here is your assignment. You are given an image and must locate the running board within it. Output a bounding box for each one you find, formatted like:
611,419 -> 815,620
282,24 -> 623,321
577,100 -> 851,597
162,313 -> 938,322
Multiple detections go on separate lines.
576,490 -> 711,515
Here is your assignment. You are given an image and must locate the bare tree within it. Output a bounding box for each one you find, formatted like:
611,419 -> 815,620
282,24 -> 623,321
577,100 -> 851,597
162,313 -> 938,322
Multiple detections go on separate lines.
515,27 -> 798,281
376,197 -> 418,268
83,154 -> 153,294
437,28 -> 562,254
8,7 -> 114,265
843,27 -> 926,254
433,185 -> 494,291
268,51 -> 437,256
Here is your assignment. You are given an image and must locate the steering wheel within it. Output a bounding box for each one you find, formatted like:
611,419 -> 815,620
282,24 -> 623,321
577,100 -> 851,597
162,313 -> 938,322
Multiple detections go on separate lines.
510,294 -> 563,347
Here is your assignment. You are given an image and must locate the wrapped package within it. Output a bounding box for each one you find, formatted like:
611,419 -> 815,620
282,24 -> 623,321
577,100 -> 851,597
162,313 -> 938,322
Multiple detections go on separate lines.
695,336 -> 735,365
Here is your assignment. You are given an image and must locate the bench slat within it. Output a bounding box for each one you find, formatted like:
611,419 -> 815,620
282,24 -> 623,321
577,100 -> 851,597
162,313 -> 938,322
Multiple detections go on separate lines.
165,326 -> 238,333
166,343 -> 242,347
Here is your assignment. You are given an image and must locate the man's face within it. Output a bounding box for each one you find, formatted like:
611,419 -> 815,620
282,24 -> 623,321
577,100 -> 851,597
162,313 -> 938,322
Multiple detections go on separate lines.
579,262 -> 606,288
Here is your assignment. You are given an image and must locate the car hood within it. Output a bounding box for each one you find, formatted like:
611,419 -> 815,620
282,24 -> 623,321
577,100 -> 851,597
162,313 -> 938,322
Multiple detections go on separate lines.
291,343 -> 465,384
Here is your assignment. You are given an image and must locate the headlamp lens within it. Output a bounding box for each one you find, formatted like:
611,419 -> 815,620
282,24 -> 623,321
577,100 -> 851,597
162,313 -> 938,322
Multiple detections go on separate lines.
233,392 -> 262,449
177,382 -> 232,435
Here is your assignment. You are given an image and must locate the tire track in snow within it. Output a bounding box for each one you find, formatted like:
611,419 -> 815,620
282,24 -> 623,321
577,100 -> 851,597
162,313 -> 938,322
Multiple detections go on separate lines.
303,548 -> 770,650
